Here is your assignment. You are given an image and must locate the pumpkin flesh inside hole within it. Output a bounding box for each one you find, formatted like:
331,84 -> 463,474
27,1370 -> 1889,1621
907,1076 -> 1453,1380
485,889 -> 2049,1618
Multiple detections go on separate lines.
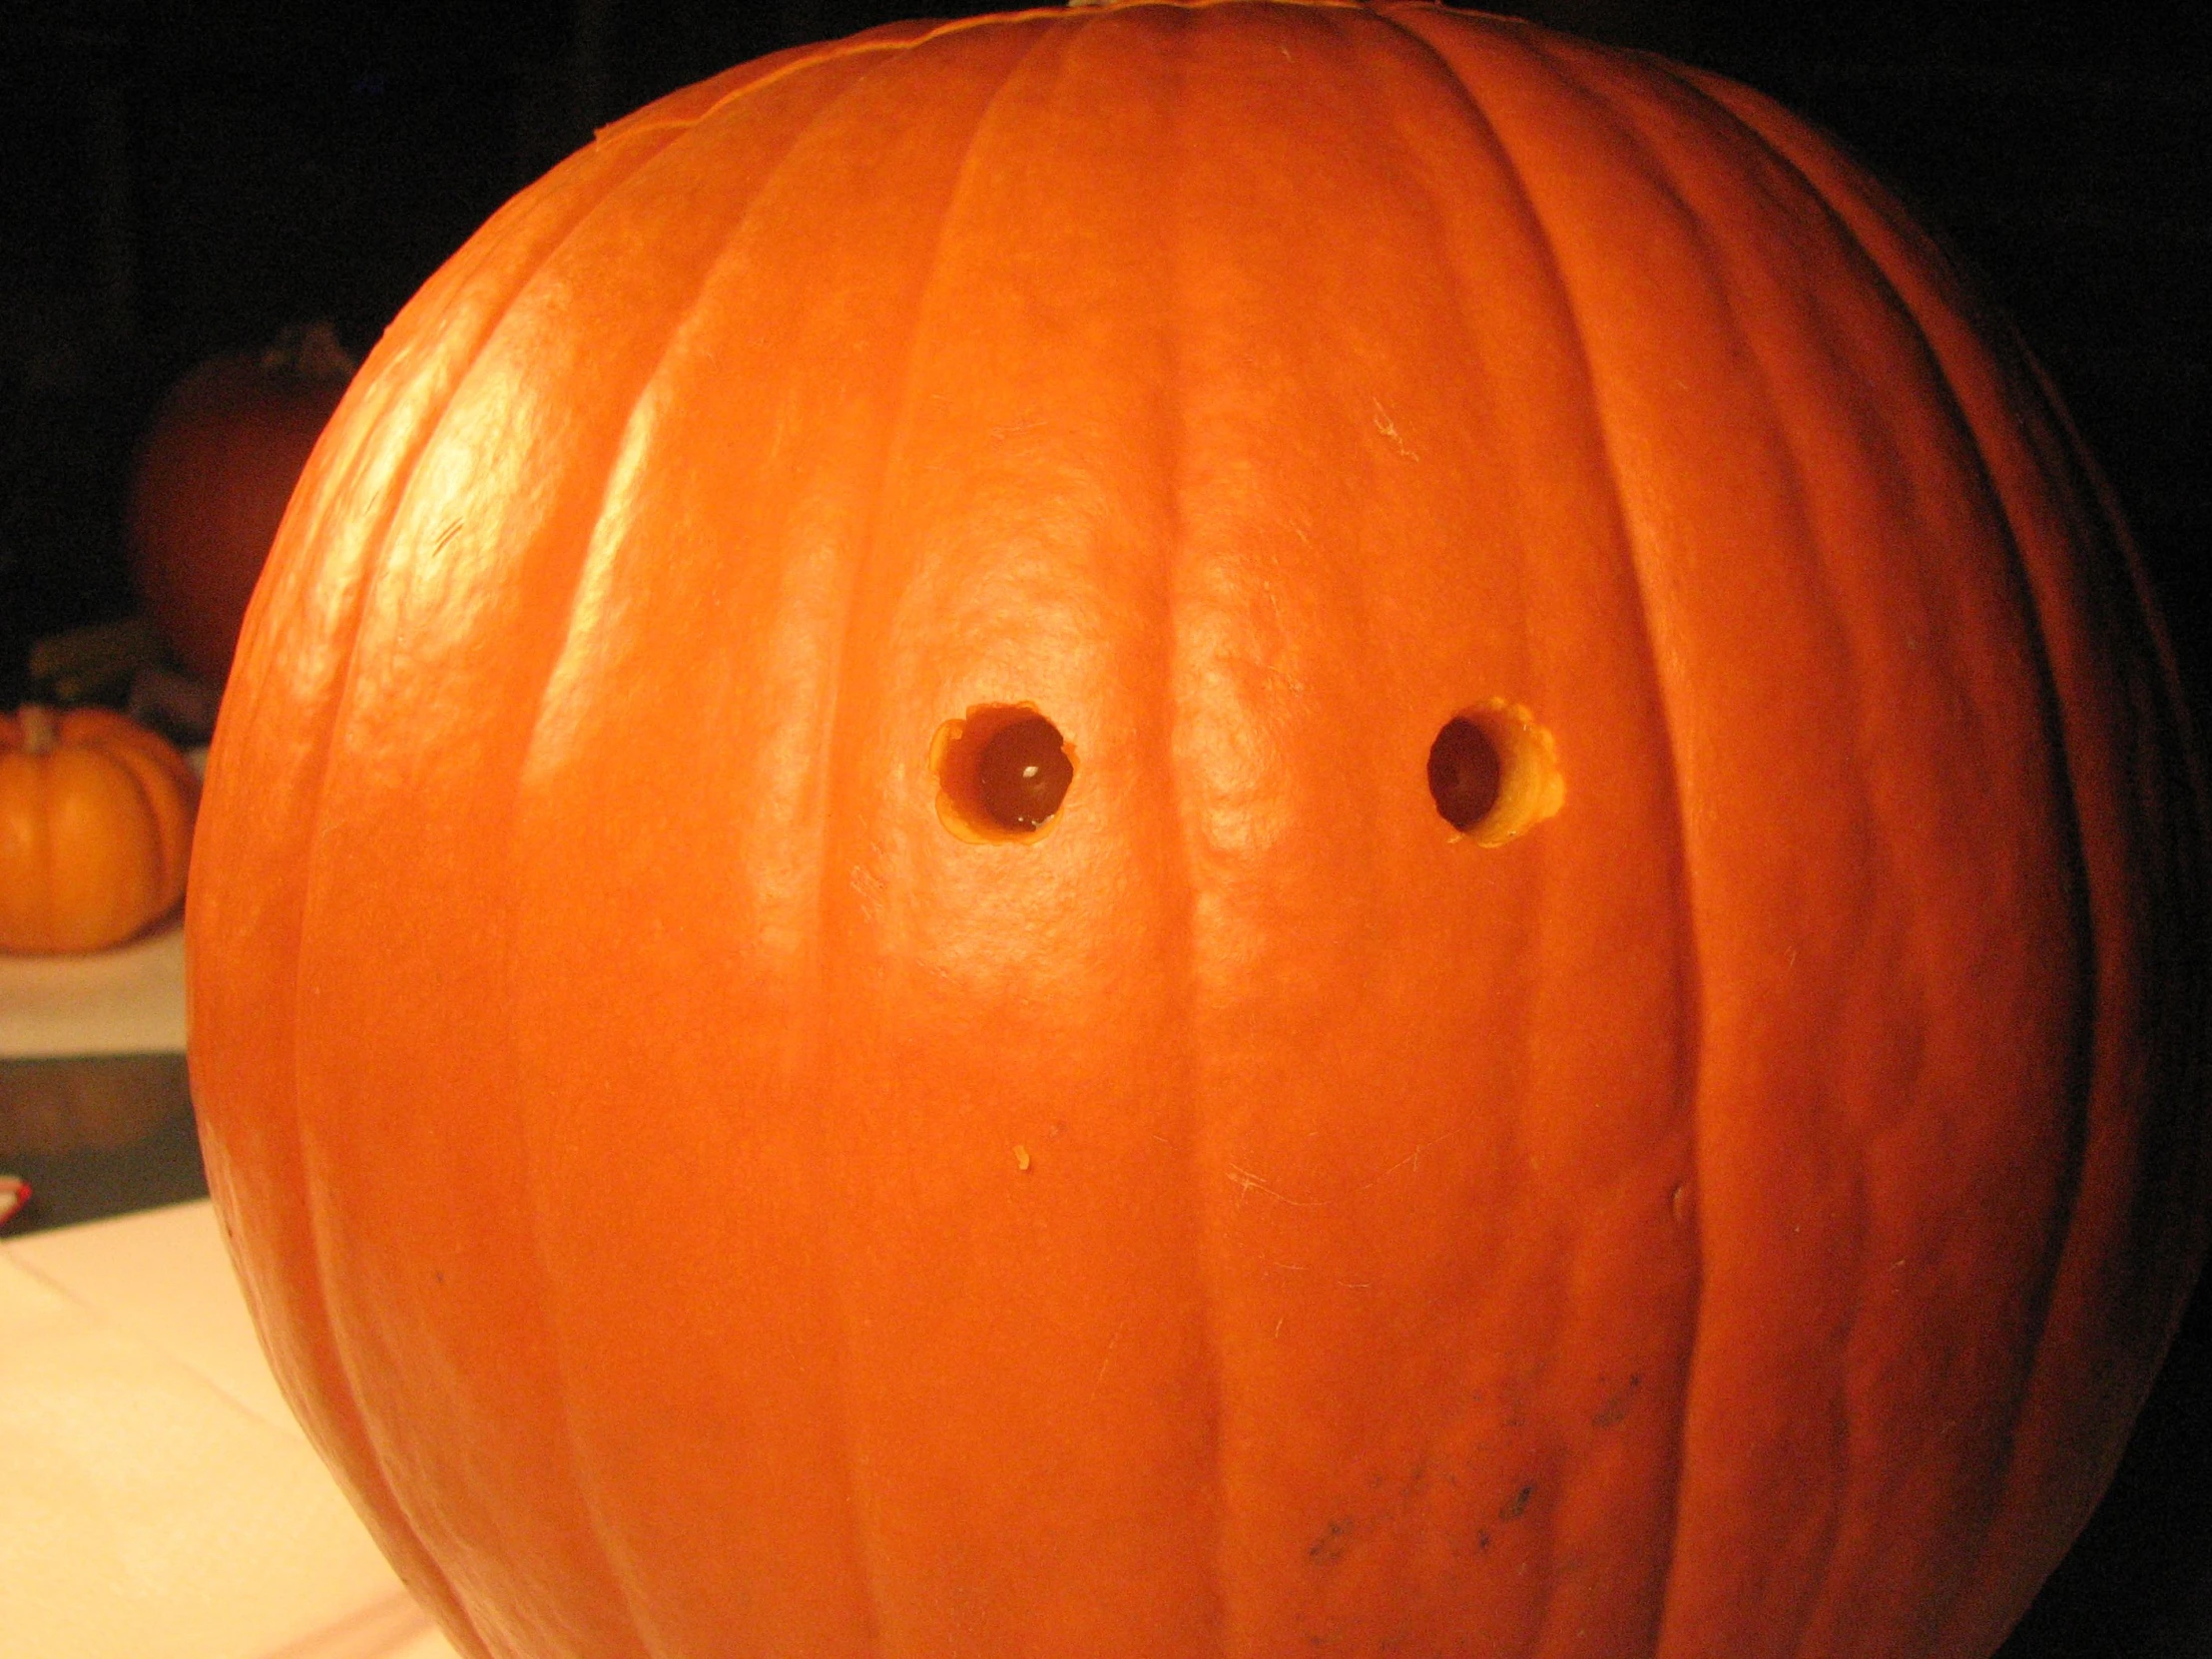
1429,701 -> 1564,847
931,705 -> 1077,843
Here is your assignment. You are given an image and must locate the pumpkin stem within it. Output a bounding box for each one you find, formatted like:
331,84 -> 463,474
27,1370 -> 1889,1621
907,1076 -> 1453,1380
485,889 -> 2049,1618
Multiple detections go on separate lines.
259,320 -> 358,383
19,704 -> 59,757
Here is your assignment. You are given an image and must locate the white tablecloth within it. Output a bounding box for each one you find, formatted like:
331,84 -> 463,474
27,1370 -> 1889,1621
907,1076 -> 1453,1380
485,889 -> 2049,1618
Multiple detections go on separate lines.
0,918 -> 189,1059
0,1199 -> 459,1659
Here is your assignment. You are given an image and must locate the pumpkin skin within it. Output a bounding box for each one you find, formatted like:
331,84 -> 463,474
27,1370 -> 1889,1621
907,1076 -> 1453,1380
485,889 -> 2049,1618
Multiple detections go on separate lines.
187,4 -> 2211,1658
127,322 -> 355,686
2,706 -> 197,954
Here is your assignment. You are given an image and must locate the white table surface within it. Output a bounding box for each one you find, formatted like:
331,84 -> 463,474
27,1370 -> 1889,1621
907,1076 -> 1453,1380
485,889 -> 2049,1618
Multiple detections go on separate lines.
1,1198 -> 459,1659
0,917 -> 189,1060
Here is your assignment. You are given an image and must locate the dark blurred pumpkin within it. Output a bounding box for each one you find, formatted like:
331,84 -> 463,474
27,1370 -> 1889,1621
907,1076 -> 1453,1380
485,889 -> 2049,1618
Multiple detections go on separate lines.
126,322 -> 355,687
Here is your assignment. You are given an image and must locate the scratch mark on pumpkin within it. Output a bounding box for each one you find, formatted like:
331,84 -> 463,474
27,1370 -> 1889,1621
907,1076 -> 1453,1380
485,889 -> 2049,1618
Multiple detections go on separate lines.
1371,398 -> 1417,461
1228,1163 -> 1323,1208
1354,1127 -> 1463,1191
1090,1314 -> 1131,1402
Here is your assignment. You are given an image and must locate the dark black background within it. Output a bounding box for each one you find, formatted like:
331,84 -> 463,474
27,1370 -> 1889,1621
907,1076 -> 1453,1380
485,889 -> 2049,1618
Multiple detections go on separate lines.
3,1 -> 2207,1651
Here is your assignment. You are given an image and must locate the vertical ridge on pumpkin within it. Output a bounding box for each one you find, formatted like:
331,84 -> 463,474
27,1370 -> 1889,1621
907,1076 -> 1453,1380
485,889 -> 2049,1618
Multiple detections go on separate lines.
1647,72 -> 2099,1659
632,10 -> 1225,1648
1671,66 -> 2209,1658
1169,5 -> 1390,1644
1381,10 -> 1707,1656
504,75 -> 895,1654
811,25 -> 1061,1652
805,9 -> 1233,1646
1519,42 -> 1882,1656
193,121 -> 696,1659
278,108 -> 799,1657
1409,19 -> 1844,1656
499,36 -> 987,1651
1136,12 -> 1233,1654
1444,23 -> 2098,1658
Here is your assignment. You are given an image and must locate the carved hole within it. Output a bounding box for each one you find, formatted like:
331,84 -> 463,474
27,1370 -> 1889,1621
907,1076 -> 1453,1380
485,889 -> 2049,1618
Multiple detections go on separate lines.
930,705 -> 1077,844
1428,701 -> 1563,846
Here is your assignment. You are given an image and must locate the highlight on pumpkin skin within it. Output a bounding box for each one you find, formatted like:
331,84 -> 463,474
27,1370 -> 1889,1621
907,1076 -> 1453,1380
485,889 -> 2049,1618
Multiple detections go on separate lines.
1428,700 -> 1563,847
930,704 -> 1079,843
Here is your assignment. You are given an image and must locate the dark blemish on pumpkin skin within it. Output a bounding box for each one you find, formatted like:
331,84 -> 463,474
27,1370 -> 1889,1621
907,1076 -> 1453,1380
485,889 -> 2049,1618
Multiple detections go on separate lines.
1309,1517 -> 1357,1564
1500,1483 -> 1534,1521
1592,1372 -> 1643,1428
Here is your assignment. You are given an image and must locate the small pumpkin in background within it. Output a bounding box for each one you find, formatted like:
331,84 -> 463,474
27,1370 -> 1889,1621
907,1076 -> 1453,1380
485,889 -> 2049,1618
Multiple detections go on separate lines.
126,321 -> 356,688
0,706 -> 198,954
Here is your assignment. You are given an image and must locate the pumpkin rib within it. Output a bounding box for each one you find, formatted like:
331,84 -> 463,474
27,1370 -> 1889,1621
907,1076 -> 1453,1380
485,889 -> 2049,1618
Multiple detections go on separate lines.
1146,15 -> 1236,1647
1350,17 -> 1636,1648
615,42 -> 986,1654
1575,55 -> 1992,1655
277,415 -> 509,1658
100,744 -> 192,922
617,0 -> 1372,151
1384,18 -> 1712,1653
73,711 -> 198,909
500,31 -> 1087,1645
1553,43 -> 2120,1656
1438,23 -> 2040,1651
510,428 -> 686,1659
1186,10 -> 1301,1644
539,107 -> 882,1659
238,129 -> 702,1659
340,116 -> 874,1653
1650,70 -> 2107,1657
833,46 -> 1023,1653
1682,70 -> 2207,1652
1533,49 -> 1892,1654
849,20 -> 1229,1646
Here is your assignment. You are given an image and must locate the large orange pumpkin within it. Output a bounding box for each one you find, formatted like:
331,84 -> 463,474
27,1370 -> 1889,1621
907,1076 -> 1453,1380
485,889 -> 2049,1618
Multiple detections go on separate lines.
188,4 -> 2209,1656
127,322 -> 356,686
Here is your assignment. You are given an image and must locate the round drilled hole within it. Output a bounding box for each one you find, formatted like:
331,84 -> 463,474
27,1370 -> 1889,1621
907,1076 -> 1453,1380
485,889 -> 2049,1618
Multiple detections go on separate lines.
1428,700 -> 1564,846
977,717 -> 1074,830
930,705 -> 1078,843
1428,717 -> 1503,832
